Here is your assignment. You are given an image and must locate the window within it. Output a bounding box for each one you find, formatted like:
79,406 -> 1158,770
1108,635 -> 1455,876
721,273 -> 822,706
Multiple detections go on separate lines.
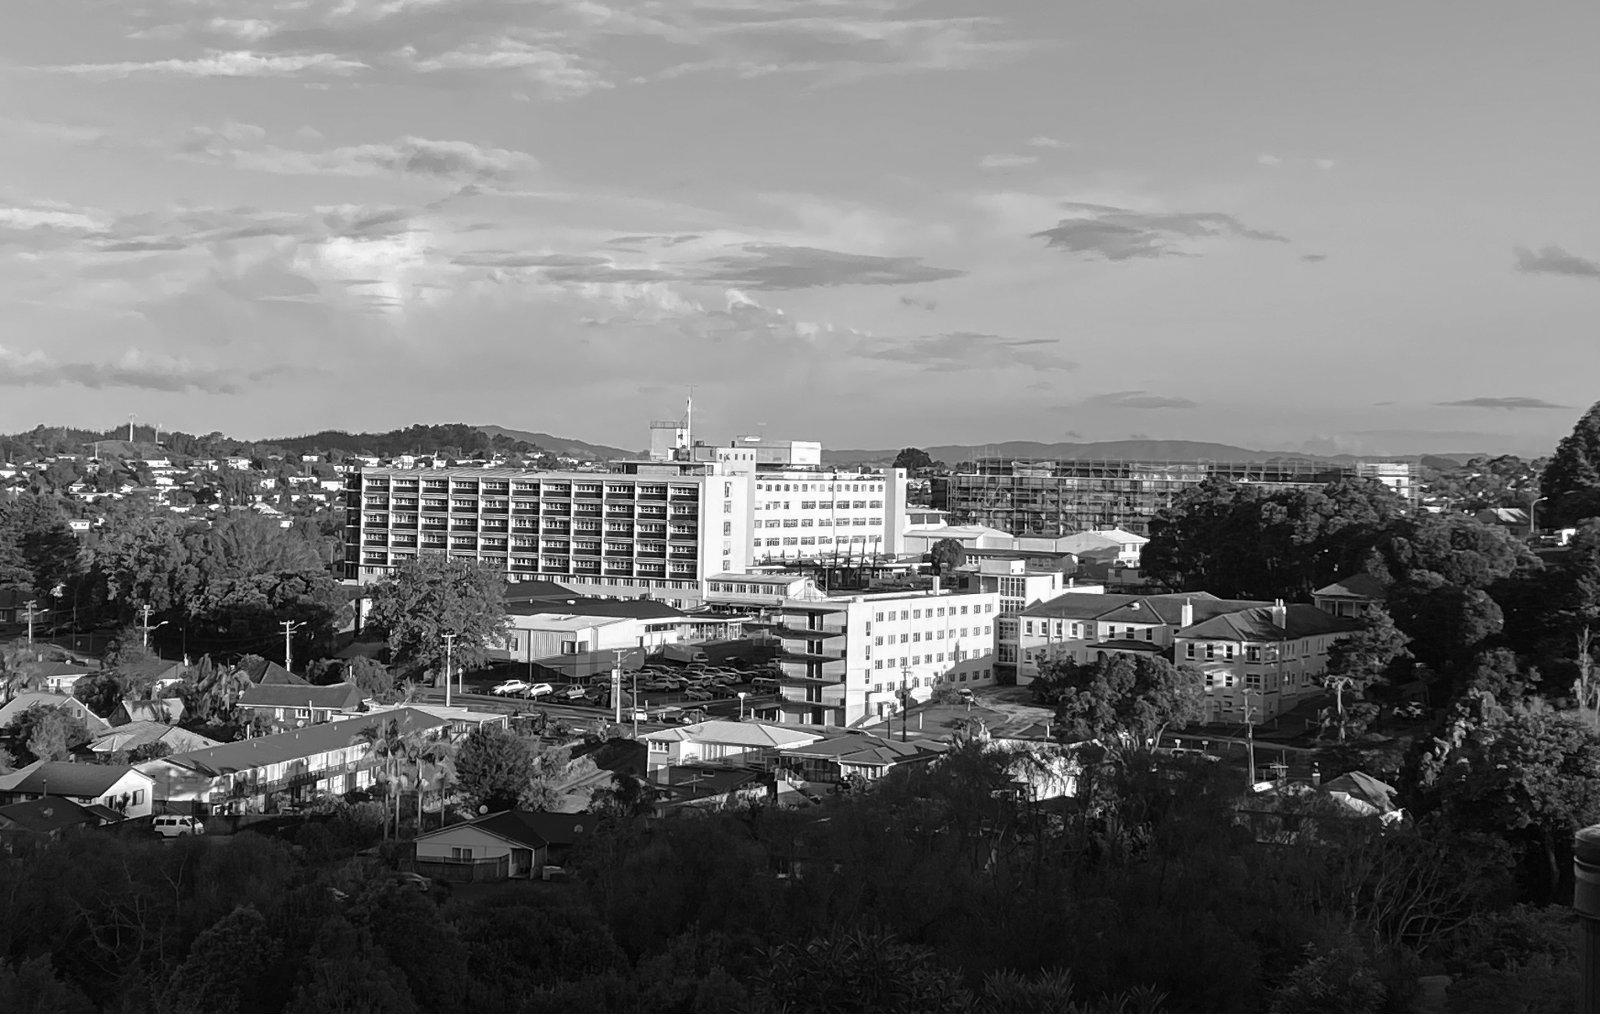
451,847 -> 473,861
1185,643 -> 1196,660
1204,644 -> 1215,661
874,660 -> 883,669
1225,644 -> 1236,660
134,789 -> 145,805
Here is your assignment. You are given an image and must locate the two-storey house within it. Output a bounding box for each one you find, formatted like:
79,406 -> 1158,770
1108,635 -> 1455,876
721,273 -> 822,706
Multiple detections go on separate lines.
1173,601 -> 1363,722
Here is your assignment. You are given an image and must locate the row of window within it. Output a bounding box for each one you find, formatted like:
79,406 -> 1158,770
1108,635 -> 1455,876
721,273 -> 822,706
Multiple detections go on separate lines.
757,482 -> 883,493
873,603 -> 995,622
763,517 -> 882,528
760,535 -> 880,547
871,668 -> 992,693
872,646 -> 984,669
757,500 -> 883,511
875,626 -> 984,644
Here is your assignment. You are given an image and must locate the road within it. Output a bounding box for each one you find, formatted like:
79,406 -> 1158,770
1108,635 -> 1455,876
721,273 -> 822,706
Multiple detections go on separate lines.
412,685 -> 778,728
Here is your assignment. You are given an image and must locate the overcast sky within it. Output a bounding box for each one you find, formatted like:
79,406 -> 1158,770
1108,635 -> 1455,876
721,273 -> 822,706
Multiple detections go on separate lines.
2,1 -> 1597,456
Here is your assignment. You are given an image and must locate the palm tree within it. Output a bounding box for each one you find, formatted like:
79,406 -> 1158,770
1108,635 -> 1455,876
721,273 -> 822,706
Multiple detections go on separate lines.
357,717 -> 406,839
412,736 -> 456,833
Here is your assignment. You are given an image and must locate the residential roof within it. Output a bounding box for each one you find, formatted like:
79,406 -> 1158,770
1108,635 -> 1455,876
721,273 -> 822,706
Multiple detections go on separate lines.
115,658 -> 189,683
1021,591 -> 1200,621
1321,771 -> 1398,814
416,809 -> 564,851
1313,573 -> 1390,601
238,682 -> 366,711
507,597 -> 688,621
508,614 -> 630,633
1177,604 -> 1363,642
81,803 -> 126,823
0,797 -> 98,834
643,720 -> 826,750
239,659 -> 308,686
511,810 -> 594,847
0,760 -> 150,798
0,693 -> 111,733
90,722 -> 221,754
707,572 -> 809,587
29,661 -> 98,679
502,579 -> 579,603
785,733 -> 946,767
148,707 -> 448,778
1094,594 -> 1269,626
115,699 -> 185,726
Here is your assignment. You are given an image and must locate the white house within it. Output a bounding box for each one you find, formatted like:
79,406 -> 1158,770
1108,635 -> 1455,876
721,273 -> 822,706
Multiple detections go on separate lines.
0,761 -> 156,819
642,720 -> 826,772
495,599 -> 692,662
1174,601 -> 1364,722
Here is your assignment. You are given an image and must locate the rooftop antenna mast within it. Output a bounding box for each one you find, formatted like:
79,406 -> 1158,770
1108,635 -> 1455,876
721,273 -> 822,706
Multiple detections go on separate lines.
128,413 -> 135,443
685,386 -> 696,450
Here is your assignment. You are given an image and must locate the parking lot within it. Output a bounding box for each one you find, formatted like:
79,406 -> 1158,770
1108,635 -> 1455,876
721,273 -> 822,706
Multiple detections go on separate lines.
464,660 -> 780,724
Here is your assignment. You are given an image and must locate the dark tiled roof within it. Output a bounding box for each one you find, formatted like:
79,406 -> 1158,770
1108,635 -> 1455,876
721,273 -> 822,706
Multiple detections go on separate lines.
417,809 -> 583,850
0,797 -> 97,833
239,659 -> 308,686
502,580 -> 578,604
1313,573 -> 1390,600
152,708 -> 448,778
5,760 -> 149,798
1178,604 -> 1363,641
1094,594 -> 1261,626
238,682 -> 366,711
508,597 -> 687,621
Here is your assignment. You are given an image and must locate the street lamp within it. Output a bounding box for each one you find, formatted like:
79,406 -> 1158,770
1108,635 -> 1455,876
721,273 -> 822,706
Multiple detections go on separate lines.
1531,496 -> 1549,538
737,691 -> 748,720
144,620 -> 169,650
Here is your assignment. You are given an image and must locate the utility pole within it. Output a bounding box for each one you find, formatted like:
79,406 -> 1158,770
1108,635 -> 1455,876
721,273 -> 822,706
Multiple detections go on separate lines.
632,669 -> 640,738
141,604 -> 154,648
900,664 -> 912,742
442,634 -> 457,708
128,413 -> 135,443
280,620 -> 304,675
24,600 -> 36,646
612,650 -> 625,725
1243,688 -> 1259,792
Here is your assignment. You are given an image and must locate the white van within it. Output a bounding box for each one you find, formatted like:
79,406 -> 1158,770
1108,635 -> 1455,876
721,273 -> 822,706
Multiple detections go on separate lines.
153,815 -> 205,838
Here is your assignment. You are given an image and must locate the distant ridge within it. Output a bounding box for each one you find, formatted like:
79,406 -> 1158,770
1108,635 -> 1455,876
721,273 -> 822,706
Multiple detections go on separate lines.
826,439 -> 1334,465
475,426 -> 633,461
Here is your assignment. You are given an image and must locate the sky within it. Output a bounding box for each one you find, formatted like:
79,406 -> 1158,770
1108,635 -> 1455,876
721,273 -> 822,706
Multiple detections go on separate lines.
2,1 -> 1598,458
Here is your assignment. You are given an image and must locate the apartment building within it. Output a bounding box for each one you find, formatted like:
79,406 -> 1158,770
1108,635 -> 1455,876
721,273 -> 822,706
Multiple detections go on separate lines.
749,468 -> 908,564
936,458 -> 1420,538
1010,592 -> 1272,683
1174,602 -> 1362,722
346,465 -> 750,606
772,586 -> 1001,727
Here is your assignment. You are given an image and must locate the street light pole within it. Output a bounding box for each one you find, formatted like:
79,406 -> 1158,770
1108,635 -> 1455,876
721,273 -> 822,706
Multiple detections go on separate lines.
900,664 -> 912,742
1243,688 -> 1259,791
442,634 -> 456,708
1531,495 -> 1549,538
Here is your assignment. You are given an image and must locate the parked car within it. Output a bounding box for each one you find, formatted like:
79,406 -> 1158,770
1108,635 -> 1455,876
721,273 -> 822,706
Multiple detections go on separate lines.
153,815 -> 205,838
559,685 -> 587,700
491,679 -> 531,697
684,688 -> 713,701
524,683 -> 554,699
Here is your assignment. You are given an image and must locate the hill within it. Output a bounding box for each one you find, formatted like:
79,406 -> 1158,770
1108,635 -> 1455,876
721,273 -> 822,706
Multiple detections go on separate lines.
475,426 -> 633,461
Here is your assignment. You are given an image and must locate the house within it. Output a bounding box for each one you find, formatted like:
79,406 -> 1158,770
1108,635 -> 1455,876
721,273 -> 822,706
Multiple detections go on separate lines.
1011,592 -> 1271,683
0,761 -> 156,818
777,732 -> 947,785
901,524 -> 1015,556
138,707 -> 451,814
114,658 -> 190,695
235,682 -> 369,730
642,720 -> 827,773
112,698 -> 185,727
411,810 -> 559,882
1174,601 -> 1364,722
0,693 -> 112,737
1312,573 -> 1389,620
89,722 -> 221,757
32,661 -> 99,695
239,658 -> 308,686
1475,507 -> 1530,534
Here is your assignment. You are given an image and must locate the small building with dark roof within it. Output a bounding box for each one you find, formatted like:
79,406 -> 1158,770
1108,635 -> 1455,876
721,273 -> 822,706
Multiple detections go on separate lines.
412,810 -> 580,881
0,760 -> 155,818
1312,573 -> 1389,620
0,797 -> 102,843
236,682 -> 369,730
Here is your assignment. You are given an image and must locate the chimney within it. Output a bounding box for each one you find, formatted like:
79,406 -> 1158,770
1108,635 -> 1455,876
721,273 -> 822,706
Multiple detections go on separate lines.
931,575 -> 941,595
1271,599 -> 1287,628
1180,598 -> 1194,629
1310,763 -> 1321,787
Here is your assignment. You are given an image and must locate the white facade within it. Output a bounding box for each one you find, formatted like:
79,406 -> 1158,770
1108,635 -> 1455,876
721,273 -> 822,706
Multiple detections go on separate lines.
704,573 -> 828,610
748,468 -> 908,564
349,466 -> 751,606
694,436 -> 824,471
774,588 -> 1002,727
496,613 -> 686,661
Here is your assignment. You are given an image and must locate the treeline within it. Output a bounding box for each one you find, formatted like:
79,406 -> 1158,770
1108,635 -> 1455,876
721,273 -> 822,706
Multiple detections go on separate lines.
0,744 -> 1581,1014
1,422 -> 547,464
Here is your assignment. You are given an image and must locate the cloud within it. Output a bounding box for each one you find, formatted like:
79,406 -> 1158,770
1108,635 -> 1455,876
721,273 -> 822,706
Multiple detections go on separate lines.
1301,253 -> 1328,263
1436,396 -> 1571,410
398,38 -> 611,99
177,125 -> 540,185
1314,158 -> 1336,170
1026,136 -> 1069,149
899,295 -> 937,311
1515,245 -> 1600,280
979,153 -> 1039,170
693,244 -> 964,289
0,345 -> 281,393
855,332 -> 1076,372
1032,202 -> 1289,261
1256,153 -> 1282,167
40,50 -> 365,79
1077,390 -> 1198,409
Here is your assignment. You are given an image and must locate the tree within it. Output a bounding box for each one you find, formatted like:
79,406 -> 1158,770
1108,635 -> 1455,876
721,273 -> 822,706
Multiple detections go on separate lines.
892,447 -> 934,471
284,918 -> 417,1014
755,928 -> 971,1014
7,705 -> 92,763
158,904 -> 281,1014
1324,607 -> 1411,740
1540,400 -> 1600,528
1387,580 -> 1504,673
1415,691 -> 1600,897
1040,653 -> 1205,749
454,725 -> 536,814
365,555 -> 509,681
1267,940 -> 1386,1014
346,657 -> 397,703
0,494 -> 82,599
928,538 -> 963,578
358,718 -> 413,839
0,955 -> 95,1014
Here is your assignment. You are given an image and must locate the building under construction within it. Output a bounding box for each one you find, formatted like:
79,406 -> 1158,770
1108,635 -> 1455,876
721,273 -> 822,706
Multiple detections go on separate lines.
933,457 -> 1419,538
